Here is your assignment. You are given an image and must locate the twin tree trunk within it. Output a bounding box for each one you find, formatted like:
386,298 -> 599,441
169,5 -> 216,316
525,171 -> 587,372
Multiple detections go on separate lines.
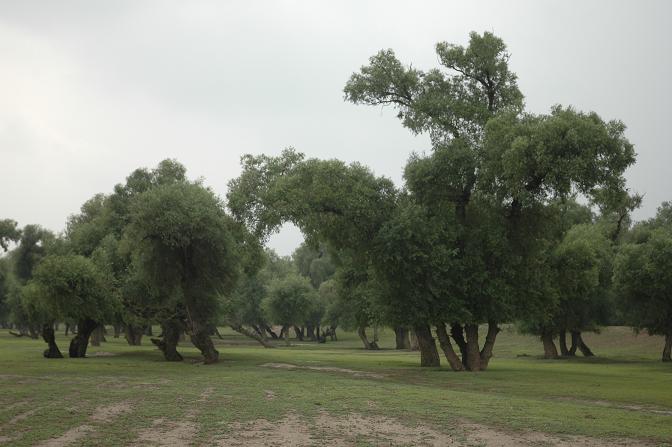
357,325 -> 379,350
414,322 -> 501,371
68,318 -> 98,358
124,324 -> 144,346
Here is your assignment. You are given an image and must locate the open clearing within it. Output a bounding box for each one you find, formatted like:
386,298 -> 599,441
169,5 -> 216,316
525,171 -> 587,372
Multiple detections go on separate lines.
0,326 -> 671,446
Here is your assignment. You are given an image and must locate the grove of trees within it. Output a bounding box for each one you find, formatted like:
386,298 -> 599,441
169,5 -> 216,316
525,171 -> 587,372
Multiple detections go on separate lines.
1,31 -> 670,367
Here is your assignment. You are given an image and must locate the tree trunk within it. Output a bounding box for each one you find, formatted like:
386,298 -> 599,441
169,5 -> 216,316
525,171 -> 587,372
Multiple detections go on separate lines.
357,325 -> 379,350
306,324 -> 315,340
575,332 -> 595,357
464,324 -> 481,371
230,324 -> 275,348
663,333 -> 672,362
42,323 -> 63,358
68,318 -> 97,358
413,324 -> 440,367
281,325 -> 291,346
330,325 -> 337,341
450,323 -> 468,368
479,321 -> 500,370
90,325 -> 104,346
569,331 -> 579,356
262,324 -> 279,339
293,325 -> 304,341
65,323 -> 70,336
435,324 -> 463,371
113,324 -> 121,338
541,332 -> 559,359
124,324 -> 143,346
559,330 -> 571,356
409,330 -> 419,351
394,326 -> 410,350
152,319 -> 183,361
190,327 -> 219,364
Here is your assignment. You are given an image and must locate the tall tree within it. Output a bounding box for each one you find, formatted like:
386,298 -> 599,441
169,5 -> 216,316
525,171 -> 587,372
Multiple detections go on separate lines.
0,219 -> 21,252
614,203 -> 672,362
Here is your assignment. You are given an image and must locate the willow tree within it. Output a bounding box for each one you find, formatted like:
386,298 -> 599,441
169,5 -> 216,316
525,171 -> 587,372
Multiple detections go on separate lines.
27,254 -> 115,358
125,181 -> 243,364
343,32 -> 635,370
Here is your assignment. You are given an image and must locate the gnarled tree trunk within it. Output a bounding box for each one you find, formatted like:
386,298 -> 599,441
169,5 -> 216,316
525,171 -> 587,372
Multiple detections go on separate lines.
393,326 -> 411,350
190,325 -> 219,364
152,319 -> 183,361
68,318 -> 98,358
413,324 -> 440,367
42,323 -> 63,358
541,331 -> 559,359
435,324 -> 463,371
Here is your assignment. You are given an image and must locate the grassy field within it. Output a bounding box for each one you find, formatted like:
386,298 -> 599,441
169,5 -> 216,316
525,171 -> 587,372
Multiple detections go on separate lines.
0,326 -> 670,446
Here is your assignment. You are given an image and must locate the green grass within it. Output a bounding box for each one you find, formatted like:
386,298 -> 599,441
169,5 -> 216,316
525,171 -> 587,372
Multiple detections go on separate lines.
0,326 -> 670,446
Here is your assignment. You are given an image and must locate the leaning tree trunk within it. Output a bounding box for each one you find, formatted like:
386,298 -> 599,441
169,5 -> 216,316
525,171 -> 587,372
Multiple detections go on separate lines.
151,319 -> 183,361
450,324 -> 468,368
42,323 -> 63,358
124,324 -> 143,346
413,324 -> 440,367
190,325 -> 219,364
68,318 -> 98,358
663,334 -> 672,362
435,324 -> 463,371
479,321 -> 500,370
559,330 -> 571,356
393,326 -> 411,350
230,324 -> 275,348
357,325 -> 379,350
573,331 -> 595,357
541,332 -> 559,359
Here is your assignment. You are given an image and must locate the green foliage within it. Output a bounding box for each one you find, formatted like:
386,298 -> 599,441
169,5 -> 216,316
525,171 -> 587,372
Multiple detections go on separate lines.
125,181 -> 242,325
27,255 -> 116,323
0,219 -> 21,252
263,273 -> 316,327
615,204 -> 672,337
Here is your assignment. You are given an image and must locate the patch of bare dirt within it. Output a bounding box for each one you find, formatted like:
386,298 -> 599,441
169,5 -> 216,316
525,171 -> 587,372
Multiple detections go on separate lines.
34,425 -> 94,447
216,412 -> 313,446
217,411 -> 653,447
264,390 -> 276,400
129,386 -> 215,445
261,362 -> 385,379
90,401 -> 133,422
132,418 -> 199,447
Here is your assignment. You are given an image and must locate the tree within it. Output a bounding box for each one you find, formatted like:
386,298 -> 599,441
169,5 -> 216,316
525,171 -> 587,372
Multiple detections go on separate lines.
614,203 -> 672,362
125,181 -> 244,363
27,255 -> 116,358
262,273 -> 316,345
343,32 -> 635,370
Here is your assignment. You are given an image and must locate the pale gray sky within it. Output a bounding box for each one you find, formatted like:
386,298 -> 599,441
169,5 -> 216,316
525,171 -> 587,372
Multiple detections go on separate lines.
1,1 -> 670,255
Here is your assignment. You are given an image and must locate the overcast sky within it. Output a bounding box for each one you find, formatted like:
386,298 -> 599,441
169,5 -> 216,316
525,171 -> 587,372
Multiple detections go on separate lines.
1,1 -> 670,255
